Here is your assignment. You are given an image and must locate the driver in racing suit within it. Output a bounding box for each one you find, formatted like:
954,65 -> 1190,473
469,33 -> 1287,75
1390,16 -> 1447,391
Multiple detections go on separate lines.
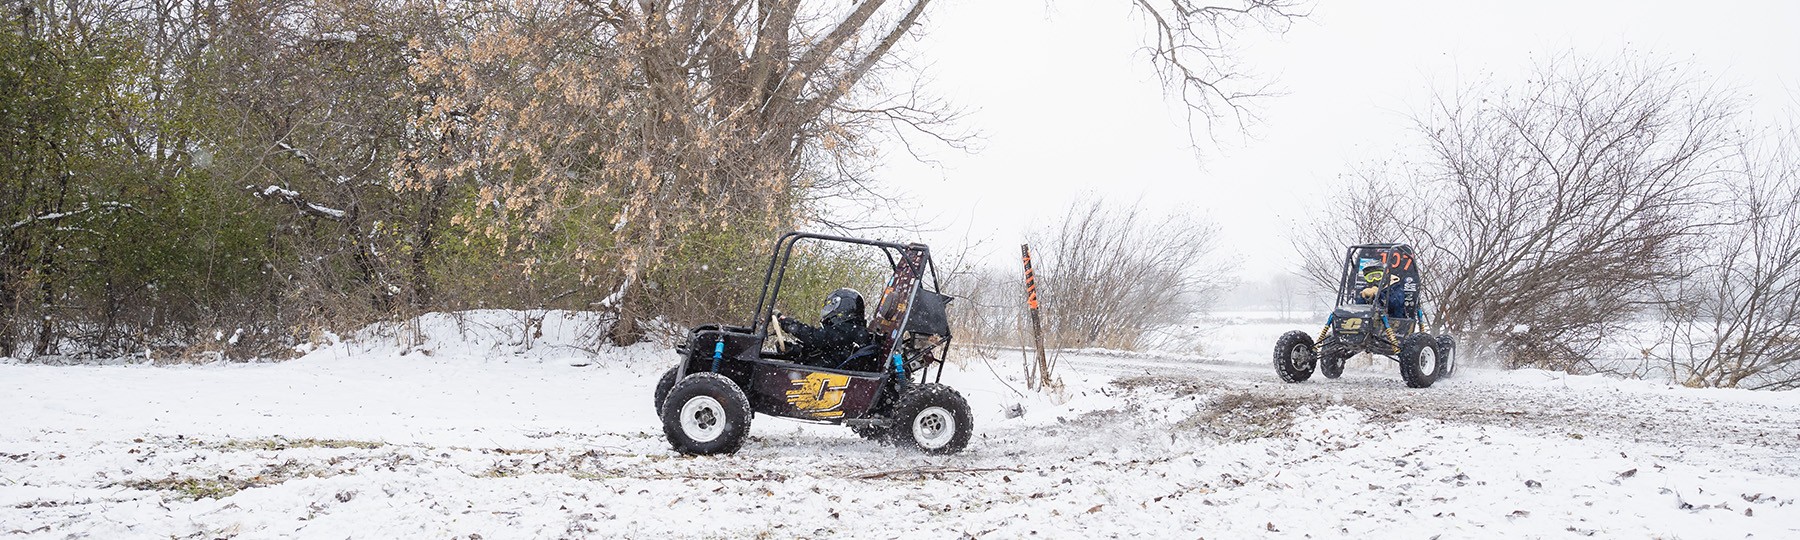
776,288 -> 873,368
1358,265 -> 1410,319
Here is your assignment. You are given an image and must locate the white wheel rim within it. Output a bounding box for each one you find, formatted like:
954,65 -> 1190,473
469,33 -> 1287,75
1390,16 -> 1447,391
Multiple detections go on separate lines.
912,406 -> 956,449
680,396 -> 726,443
1441,345 -> 1454,373
1419,346 -> 1438,375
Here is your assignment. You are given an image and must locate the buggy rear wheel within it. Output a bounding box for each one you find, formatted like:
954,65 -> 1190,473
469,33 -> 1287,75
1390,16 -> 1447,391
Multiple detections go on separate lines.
890,384 -> 973,455
661,373 -> 753,455
1320,352 -> 1346,379
1273,331 -> 1317,383
653,367 -> 678,416
1435,334 -> 1458,378
1398,333 -> 1441,388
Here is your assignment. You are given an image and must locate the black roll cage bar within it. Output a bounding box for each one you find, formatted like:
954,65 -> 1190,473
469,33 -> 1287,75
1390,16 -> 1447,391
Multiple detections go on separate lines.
748,231 -> 944,337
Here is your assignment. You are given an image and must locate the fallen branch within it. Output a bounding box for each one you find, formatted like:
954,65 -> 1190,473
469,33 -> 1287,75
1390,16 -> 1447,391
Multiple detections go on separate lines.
627,472 -> 791,482
851,465 -> 1023,480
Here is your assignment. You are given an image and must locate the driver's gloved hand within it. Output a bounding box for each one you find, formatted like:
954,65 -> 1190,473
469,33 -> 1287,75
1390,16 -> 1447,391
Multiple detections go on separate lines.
1360,286 -> 1378,299
775,312 -> 806,334
770,313 -> 800,351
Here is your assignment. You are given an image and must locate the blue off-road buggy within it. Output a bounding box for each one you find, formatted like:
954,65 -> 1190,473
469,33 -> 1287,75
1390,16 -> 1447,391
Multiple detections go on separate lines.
1274,243 -> 1457,388
651,232 -> 970,455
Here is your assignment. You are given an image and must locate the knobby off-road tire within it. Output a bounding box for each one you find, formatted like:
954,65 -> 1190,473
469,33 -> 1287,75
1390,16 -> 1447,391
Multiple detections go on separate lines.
660,373 -> 753,455
1273,331 -> 1317,383
1320,352 -> 1346,379
653,367 -> 679,417
1398,333 -> 1441,388
1435,334 -> 1458,379
889,384 -> 973,455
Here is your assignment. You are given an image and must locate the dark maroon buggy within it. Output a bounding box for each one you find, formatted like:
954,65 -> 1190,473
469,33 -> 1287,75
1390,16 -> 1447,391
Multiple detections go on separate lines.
652,232 -> 971,455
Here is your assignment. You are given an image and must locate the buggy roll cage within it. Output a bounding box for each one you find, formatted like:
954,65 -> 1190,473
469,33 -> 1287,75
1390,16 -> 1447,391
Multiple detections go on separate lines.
749,231 -> 945,334
1335,242 -> 1429,321
748,233 -> 952,385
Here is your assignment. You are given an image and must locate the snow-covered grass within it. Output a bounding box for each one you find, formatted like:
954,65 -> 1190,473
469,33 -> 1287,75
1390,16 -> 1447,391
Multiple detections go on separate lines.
2,310 -> 1796,538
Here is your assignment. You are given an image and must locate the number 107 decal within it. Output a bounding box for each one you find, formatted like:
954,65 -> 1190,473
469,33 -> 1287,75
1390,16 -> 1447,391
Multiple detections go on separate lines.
1379,252 -> 1415,270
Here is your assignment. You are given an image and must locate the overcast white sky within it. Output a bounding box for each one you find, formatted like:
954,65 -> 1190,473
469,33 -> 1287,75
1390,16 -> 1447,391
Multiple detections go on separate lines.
866,0 -> 1800,281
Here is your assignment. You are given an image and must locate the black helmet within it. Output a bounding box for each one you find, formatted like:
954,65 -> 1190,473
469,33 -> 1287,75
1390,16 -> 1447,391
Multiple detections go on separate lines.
820,288 -> 865,325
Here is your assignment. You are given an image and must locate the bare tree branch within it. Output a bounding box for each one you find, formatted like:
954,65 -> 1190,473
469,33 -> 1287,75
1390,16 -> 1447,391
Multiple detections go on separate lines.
1130,0 -> 1308,137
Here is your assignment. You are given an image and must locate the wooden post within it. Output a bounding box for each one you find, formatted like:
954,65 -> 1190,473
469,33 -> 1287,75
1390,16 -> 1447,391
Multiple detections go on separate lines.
1021,244 -> 1051,390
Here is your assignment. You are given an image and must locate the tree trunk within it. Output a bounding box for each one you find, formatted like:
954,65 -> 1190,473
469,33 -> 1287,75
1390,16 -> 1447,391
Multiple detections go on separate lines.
344,205 -> 392,315
605,270 -> 644,346
0,246 -> 20,358
31,170 -> 70,357
408,181 -> 447,310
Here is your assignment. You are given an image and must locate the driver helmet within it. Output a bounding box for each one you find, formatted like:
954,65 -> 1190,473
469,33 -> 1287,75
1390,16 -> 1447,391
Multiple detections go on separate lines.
820,288 -> 865,325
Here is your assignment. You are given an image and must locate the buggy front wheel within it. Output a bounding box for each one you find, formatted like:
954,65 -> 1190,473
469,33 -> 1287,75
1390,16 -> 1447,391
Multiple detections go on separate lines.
1273,331 -> 1317,383
890,384 -> 973,455
661,373 -> 753,455
1398,333 -> 1441,388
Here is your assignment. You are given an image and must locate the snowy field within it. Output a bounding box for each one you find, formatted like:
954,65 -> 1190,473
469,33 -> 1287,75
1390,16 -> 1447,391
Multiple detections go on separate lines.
3,311 -> 1798,539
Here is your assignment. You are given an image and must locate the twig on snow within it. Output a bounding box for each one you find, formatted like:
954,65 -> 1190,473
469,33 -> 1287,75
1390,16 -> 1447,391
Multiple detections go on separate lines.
851,466 -> 1023,480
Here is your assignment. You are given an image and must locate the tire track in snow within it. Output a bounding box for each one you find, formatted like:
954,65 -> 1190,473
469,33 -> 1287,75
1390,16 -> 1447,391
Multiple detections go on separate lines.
1059,350 -> 1800,476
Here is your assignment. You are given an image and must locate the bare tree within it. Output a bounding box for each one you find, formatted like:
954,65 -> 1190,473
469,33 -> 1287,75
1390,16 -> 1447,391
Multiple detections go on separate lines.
1270,272 -> 1301,317
1295,54 -> 1744,372
410,0 -> 949,344
1032,198 -> 1224,350
1422,56 -> 1740,372
1658,124 -> 1800,389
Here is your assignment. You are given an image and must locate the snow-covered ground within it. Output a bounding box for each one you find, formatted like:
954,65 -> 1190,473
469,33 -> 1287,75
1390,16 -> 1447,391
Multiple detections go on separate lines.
2,311 -> 1797,538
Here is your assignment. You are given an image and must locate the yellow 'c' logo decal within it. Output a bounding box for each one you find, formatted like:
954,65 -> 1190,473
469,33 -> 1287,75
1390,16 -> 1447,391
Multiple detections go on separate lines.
786,373 -> 851,418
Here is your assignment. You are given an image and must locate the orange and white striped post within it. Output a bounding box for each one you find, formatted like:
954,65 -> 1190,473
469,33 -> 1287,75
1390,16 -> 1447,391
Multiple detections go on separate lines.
1021,244 -> 1050,390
